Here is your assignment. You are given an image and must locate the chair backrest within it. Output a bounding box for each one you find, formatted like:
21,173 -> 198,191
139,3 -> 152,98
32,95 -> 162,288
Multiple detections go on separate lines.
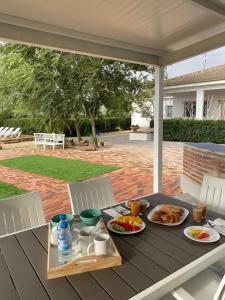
3,127 -> 15,138
68,176 -> 115,215
53,133 -> 65,142
0,191 -> 46,237
200,175 -> 225,213
12,127 -> 21,135
34,133 -> 46,141
0,127 -> 9,134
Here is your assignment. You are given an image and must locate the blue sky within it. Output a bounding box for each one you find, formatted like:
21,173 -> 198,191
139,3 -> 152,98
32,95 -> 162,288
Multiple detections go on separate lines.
167,46 -> 225,79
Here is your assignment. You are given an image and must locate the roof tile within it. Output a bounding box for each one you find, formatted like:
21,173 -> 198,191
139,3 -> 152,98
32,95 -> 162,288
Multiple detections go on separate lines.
165,64 -> 225,86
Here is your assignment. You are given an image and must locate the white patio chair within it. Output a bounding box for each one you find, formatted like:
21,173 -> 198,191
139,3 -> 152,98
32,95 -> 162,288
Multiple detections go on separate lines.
67,176 -> 115,215
200,175 -> 225,214
0,191 -> 46,237
167,269 -> 225,300
176,175 -> 225,212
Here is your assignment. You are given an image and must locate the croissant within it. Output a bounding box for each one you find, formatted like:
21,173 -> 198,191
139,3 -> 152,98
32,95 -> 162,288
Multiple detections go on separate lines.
159,205 -> 183,216
151,211 -> 165,222
161,212 -> 180,223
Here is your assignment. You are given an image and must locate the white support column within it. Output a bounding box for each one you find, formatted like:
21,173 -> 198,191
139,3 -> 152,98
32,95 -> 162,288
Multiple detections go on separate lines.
153,66 -> 164,193
196,89 -> 204,119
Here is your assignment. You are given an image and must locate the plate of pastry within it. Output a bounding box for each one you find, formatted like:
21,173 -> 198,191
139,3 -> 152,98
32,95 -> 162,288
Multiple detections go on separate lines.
107,215 -> 146,234
147,204 -> 189,226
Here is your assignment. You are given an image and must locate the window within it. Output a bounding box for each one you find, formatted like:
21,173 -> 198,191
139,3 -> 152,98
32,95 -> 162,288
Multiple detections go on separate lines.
166,105 -> 173,118
203,100 -> 209,117
184,101 -> 196,117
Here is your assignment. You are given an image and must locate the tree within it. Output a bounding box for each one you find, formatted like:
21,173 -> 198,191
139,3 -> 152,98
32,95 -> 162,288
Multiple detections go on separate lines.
0,44 -> 87,135
0,43 -> 152,142
80,57 -> 150,145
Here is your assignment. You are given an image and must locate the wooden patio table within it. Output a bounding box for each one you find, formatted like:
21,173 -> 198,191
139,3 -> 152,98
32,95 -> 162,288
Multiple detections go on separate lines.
1,193 -> 225,300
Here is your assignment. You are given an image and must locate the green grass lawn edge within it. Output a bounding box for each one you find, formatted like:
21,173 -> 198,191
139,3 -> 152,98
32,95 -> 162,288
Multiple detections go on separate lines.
0,181 -> 28,201
0,155 -> 120,182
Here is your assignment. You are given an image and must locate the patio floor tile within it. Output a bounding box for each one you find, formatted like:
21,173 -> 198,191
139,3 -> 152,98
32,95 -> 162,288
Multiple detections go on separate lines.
0,141 -> 183,221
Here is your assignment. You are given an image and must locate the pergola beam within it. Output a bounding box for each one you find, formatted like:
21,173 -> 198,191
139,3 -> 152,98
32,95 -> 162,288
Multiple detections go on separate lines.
188,0 -> 225,18
0,21 -> 160,66
159,30 -> 225,66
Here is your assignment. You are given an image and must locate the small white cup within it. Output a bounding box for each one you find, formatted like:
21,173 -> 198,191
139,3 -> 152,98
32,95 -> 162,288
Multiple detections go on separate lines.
74,226 -> 94,255
87,233 -> 110,256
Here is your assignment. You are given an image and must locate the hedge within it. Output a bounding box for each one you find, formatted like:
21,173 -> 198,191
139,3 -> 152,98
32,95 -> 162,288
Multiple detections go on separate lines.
163,119 -> 225,143
0,117 -> 131,136
2,117 -> 223,143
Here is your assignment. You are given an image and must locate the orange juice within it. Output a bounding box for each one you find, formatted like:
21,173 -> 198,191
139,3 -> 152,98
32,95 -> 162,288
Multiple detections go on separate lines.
131,201 -> 141,217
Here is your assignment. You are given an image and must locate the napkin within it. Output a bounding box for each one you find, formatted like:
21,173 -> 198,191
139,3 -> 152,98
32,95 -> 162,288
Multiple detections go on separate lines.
204,218 -> 225,236
113,206 -> 130,215
103,208 -> 121,218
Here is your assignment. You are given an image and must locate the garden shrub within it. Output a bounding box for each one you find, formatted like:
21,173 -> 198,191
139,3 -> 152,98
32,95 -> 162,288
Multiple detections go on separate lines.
0,117 -> 131,136
163,119 -> 225,143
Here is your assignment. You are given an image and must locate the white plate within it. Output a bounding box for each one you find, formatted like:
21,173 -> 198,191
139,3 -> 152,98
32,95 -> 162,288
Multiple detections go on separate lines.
107,219 -> 146,235
125,199 -> 150,209
184,226 -> 220,243
147,205 -> 189,226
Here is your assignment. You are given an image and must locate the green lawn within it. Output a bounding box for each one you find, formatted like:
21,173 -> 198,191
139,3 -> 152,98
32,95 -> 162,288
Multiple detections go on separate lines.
0,155 -> 119,182
0,181 -> 27,200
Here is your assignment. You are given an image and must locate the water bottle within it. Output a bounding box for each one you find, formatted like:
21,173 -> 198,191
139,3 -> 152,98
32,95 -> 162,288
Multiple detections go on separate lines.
58,219 -> 72,256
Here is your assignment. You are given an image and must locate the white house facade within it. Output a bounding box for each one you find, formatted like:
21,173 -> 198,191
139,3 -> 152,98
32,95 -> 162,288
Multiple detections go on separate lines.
132,65 -> 225,127
164,64 -> 225,120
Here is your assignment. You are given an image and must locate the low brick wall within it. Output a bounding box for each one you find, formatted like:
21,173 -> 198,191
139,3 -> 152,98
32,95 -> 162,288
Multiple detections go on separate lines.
183,143 -> 225,198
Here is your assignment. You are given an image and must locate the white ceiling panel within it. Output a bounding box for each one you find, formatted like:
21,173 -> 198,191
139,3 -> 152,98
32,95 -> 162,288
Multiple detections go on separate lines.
0,0 -> 225,65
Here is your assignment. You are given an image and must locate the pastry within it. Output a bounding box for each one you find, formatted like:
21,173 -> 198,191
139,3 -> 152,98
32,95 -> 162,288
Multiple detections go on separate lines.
159,205 -> 183,216
161,212 -> 180,223
151,204 -> 184,224
151,211 -> 165,222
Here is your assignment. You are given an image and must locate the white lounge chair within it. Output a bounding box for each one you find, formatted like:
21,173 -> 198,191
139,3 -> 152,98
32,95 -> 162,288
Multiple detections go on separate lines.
67,176 -> 115,215
0,191 -> 46,237
5,127 -> 21,139
0,127 -> 14,139
0,127 -> 9,136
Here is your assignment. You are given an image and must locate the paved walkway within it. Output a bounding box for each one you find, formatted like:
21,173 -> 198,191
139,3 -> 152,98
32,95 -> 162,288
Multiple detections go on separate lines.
0,136 -> 183,221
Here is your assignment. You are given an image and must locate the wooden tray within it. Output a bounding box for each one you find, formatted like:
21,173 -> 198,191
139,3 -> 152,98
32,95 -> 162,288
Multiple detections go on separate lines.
47,221 -> 122,279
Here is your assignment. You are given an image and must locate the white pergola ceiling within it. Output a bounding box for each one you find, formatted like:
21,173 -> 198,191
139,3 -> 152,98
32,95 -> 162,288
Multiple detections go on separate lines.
0,0 -> 225,66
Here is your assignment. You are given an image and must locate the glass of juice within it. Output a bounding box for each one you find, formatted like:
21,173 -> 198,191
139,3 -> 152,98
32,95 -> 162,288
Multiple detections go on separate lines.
131,201 -> 141,217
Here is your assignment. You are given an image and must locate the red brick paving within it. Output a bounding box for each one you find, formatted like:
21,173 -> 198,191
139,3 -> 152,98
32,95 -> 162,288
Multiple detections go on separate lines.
0,142 -> 183,221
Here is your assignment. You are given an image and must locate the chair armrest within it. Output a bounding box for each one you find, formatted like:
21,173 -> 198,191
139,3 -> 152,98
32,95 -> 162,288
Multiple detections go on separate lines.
171,287 -> 196,300
213,274 -> 225,300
